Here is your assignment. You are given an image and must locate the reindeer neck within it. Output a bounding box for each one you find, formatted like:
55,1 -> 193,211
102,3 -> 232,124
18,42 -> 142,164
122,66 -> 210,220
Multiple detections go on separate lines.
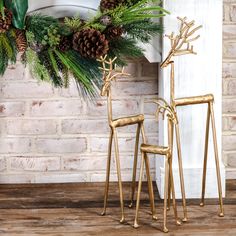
161,59 -> 176,105
107,89 -> 113,125
169,61 -> 175,106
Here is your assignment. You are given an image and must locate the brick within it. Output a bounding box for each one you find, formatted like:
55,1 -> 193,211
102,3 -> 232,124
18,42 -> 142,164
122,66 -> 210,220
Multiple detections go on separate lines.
223,25 -> 236,39
89,135 -> 157,153
0,102 -> 25,117
124,63 -> 139,77
227,152 -> 236,167
1,82 -> 54,98
86,99 -> 141,117
35,173 -> 88,183
223,3 -> 230,22
228,116 -> 236,130
62,119 -> 109,134
3,62 -> 25,80
223,62 -> 236,78
223,117 -> 229,131
6,120 -> 58,135
90,137 -> 136,153
0,138 -> 32,154
35,138 -> 87,154
29,100 -> 83,117
223,42 -> 236,58
57,83 -> 80,98
112,80 -> 158,97
9,157 -> 60,171
224,79 -> 236,95
0,157 -> 7,171
141,62 -> 158,77
62,156 -> 108,171
230,4 -> 236,21
222,99 -> 236,113
62,154 -> 155,173
89,170 -> 155,182
223,135 -> 236,151
0,174 -> 35,183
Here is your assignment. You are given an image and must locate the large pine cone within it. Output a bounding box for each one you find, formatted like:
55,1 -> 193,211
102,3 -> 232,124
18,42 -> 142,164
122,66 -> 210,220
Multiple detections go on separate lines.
0,8 -> 12,33
15,30 -> 27,52
73,29 -> 109,59
105,26 -> 124,40
100,0 -> 127,12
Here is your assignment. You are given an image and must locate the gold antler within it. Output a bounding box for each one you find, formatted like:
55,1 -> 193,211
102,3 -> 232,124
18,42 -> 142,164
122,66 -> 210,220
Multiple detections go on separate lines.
161,17 -> 202,68
98,55 -> 130,96
146,98 -> 178,123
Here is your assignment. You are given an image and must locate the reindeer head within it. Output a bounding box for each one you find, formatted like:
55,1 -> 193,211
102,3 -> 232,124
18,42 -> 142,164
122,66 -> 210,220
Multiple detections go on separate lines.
97,55 -> 130,97
146,98 -> 178,124
161,17 -> 202,68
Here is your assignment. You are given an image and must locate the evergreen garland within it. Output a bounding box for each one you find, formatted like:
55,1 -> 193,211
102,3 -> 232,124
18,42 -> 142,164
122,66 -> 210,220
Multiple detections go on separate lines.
0,0 -> 169,100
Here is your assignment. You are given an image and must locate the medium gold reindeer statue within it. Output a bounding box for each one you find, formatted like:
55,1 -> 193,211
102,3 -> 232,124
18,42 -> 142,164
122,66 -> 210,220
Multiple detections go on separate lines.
98,55 -> 157,223
161,17 -> 224,217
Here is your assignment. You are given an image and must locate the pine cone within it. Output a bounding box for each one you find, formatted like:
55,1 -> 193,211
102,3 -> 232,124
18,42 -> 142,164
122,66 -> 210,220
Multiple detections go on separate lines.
58,36 -> 72,52
100,15 -> 112,26
30,42 -> 44,53
73,29 -> 109,59
100,0 -> 127,12
0,8 -> 12,33
15,30 -> 27,52
105,26 -> 124,40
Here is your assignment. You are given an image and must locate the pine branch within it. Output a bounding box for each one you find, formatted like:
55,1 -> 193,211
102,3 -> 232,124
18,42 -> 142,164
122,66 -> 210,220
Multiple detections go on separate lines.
26,48 -> 51,82
0,0 -> 5,19
62,66 -> 70,88
123,19 -> 163,42
108,37 -> 144,66
37,50 -> 63,87
0,40 -> 8,75
107,0 -> 169,26
48,49 -> 60,77
54,49 -> 101,98
64,16 -> 82,32
26,14 -> 59,42
0,34 -> 13,59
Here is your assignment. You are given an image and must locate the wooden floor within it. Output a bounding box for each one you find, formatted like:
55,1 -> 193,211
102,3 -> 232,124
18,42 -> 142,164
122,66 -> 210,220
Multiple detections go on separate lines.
0,180 -> 235,236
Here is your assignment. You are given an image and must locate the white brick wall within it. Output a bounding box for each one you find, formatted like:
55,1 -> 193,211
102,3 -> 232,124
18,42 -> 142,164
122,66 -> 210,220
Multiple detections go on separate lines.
0,57 -> 159,183
223,0 -> 236,179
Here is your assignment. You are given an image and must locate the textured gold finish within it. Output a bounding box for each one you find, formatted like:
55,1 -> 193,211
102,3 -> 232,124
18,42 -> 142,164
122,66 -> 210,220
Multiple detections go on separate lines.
141,144 -> 170,155
161,17 -> 224,219
134,99 -> 181,233
98,56 -> 150,222
174,94 -> 214,106
111,114 -> 144,128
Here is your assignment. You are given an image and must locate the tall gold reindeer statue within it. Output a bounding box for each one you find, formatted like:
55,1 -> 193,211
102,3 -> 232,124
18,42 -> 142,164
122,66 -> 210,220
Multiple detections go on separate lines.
161,17 -> 224,217
98,56 -> 157,223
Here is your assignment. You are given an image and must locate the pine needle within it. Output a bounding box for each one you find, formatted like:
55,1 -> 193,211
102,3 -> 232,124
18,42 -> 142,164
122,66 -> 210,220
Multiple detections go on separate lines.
26,48 -> 51,82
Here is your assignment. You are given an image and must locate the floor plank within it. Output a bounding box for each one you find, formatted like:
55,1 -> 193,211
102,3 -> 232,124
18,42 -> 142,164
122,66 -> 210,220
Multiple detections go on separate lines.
0,180 -> 235,235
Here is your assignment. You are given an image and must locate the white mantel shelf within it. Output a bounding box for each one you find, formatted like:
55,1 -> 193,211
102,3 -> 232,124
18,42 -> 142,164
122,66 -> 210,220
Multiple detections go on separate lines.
27,0 -> 162,62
